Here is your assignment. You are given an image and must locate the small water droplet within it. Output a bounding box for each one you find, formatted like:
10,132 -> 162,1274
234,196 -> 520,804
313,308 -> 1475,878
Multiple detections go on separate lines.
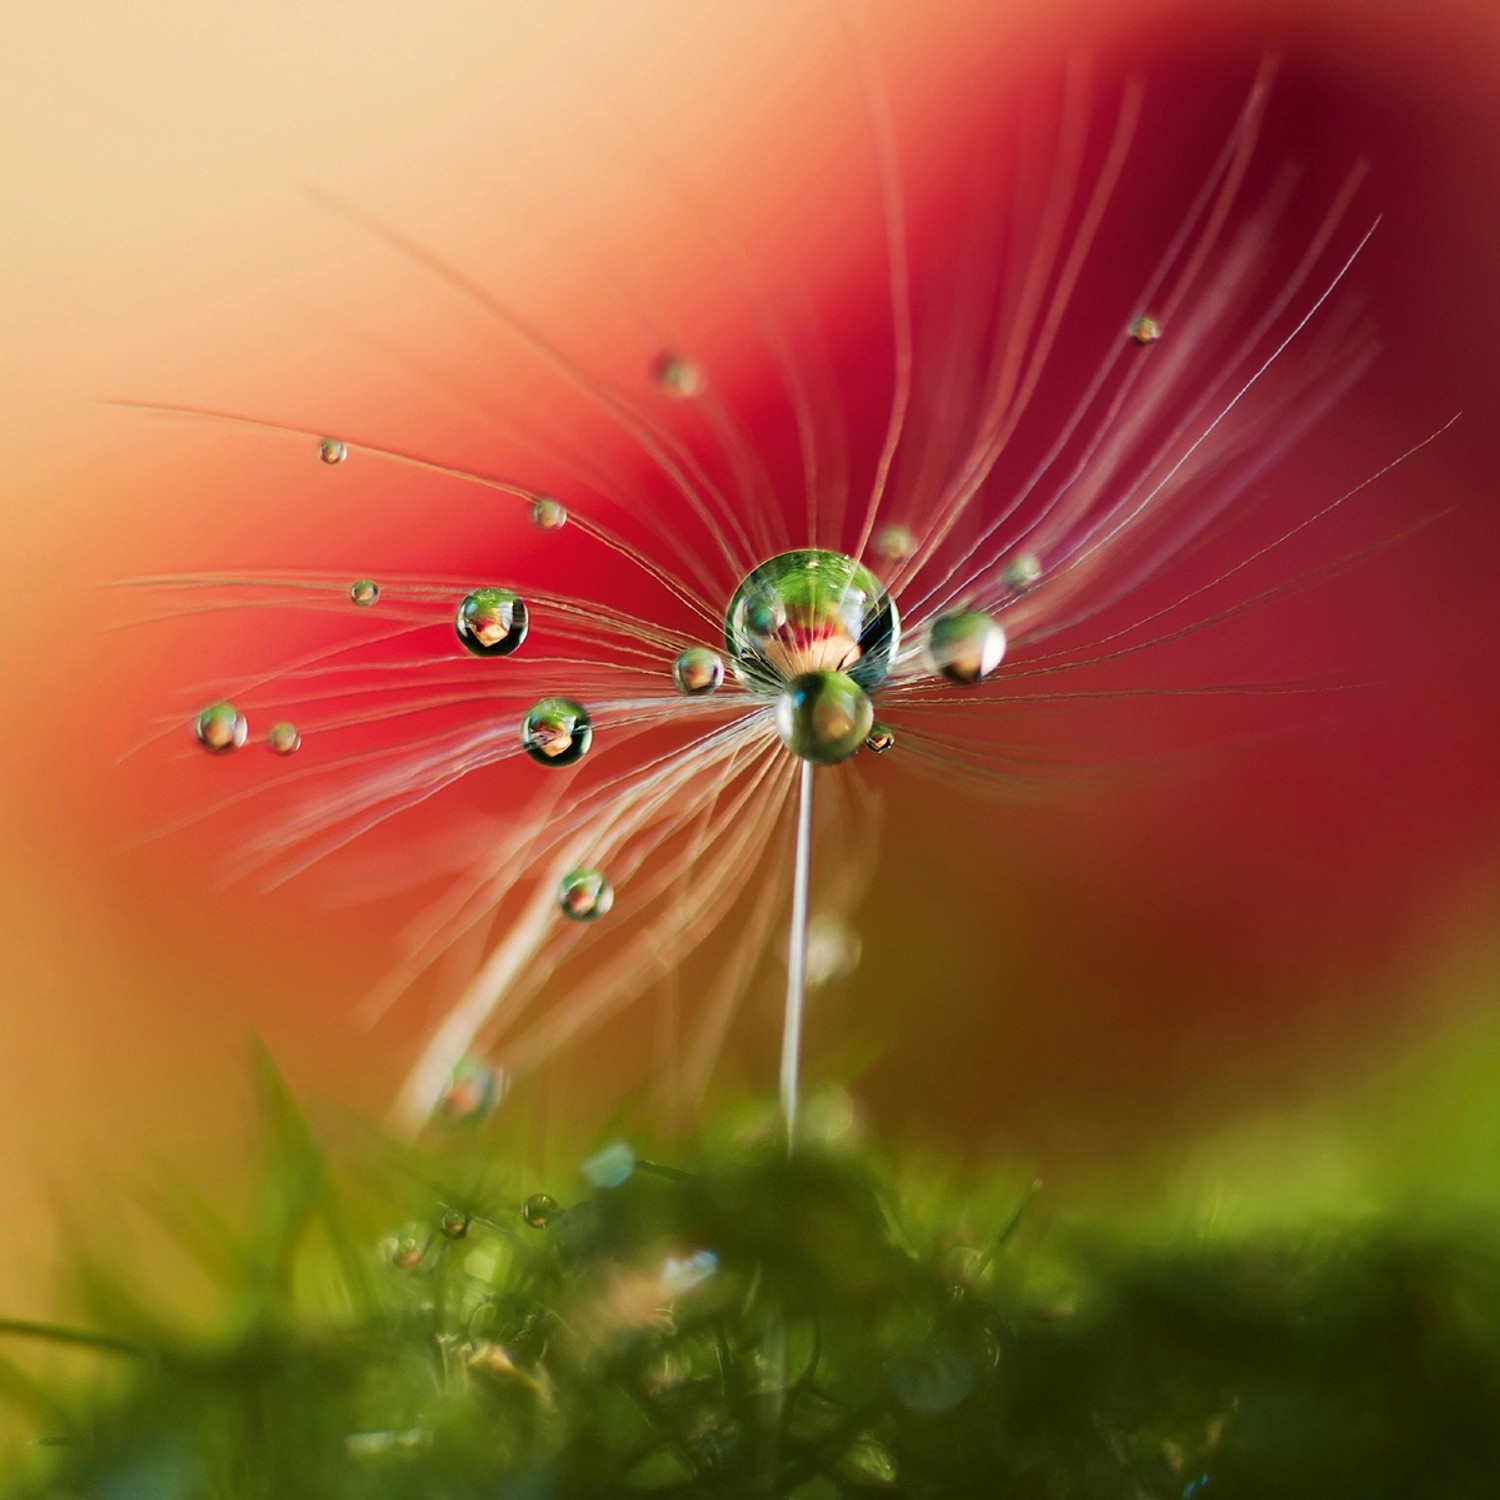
888,1346 -> 976,1413
582,1141 -> 636,1189
266,721 -> 301,756
803,915 -> 861,986
557,867 -> 614,921
318,437 -> 347,465
1000,552 -> 1042,593
529,496 -> 567,532
440,1209 -> 471,1240
194,701 -> 247,754
926,611 -> 1006,685
384,1226 -> 429,1271
521,1193 -> 559,1229
874,524 -> 916,563
520,697 -> 593,767
865,722 -> 895,754
455,587 -> 528,658
436,1058 -> 502,1126
775,670 -> 873,765
1128,314 -> 1162,345
348,578 -> 380,608
671,646 -> 724,696
650,351 -> 706,399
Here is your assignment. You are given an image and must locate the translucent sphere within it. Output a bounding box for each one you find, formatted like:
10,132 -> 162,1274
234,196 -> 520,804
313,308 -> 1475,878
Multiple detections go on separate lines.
520,698 -> 593,767
317,437 -> 346,465
440,1209 -> 471,1240
724,550 -> 899,693
529,496 -> 567,532
874,524 -> 916,563
926,611 -> 1007,685
348,578 -> 380,608
1129,314 -> 1162,345
455,587 -> 528,658
266,720 -> 301,756
436,1058 -> 502,1125
194,701 -> 247,754
651,351 -> 706,399
521,1193 -> 559,1229
672,646 -> 724,696
558,867 -> 614,921
775,671 -> 874,765
1000,552 -> 1042,593
865,722 -> 895,755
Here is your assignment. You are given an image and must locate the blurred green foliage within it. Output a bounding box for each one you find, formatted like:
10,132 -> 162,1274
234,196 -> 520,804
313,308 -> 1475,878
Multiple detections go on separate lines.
3,1054 -> 1499,1498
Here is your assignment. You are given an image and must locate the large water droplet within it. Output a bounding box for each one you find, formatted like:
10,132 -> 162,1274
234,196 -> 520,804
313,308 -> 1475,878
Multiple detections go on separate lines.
672,646 -> 724,696
194,701 -> 247,754
266,721 -> 301,756
558,867 -> 614,921
651,351 -> 706,399
725,550 -> 899,692
436,1058 -> 502,1125
874,524 -> 916,563
455,587 -> 528,658
529,496 -> 567,532
318,437 -> 347,465
926,611 -> 1006,685
520,698 -> 593,767
349,578 -> 380,608
865,722 -> 895,755
1129,314 -> 1162,346
775,670 -> 874,765
521,1193 -> 559,1229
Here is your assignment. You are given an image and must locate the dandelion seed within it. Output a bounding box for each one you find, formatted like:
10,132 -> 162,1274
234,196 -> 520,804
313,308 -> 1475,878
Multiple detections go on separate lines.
129,49 -> 1444,1145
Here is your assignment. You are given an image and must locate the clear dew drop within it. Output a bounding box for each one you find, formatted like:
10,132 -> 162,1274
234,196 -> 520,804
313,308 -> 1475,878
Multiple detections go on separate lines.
874,524 -> 916,563
775,670 -> 874,765
194,701 -> 247,755
440,1209 -> 471,1240
1129,314 -> 1162,345
725,550 -> 900,693
520,697 -> 593,767
384,1225 -> 429,1271
521,1193 -> 559,1229
671,646 -> 724,696
317,437 -> 347,465
1000,552 -> 1042,593
926,611 -> 1007,685
865,722 -> 895,755
529,496 -> 567,532
557,867 -> 614,921
348,578 -> 380,608
650,351 -> 706,399
455,587 -> 528,658
435,1057 -> 502,1126
266,720 -> 301,756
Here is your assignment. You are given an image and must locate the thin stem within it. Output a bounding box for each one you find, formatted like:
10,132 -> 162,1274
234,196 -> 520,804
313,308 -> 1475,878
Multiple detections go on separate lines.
780,761 -> 815,1146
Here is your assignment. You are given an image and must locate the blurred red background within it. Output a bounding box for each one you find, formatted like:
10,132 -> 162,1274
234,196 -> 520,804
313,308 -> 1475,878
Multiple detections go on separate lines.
2,0 -> 1498,1313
